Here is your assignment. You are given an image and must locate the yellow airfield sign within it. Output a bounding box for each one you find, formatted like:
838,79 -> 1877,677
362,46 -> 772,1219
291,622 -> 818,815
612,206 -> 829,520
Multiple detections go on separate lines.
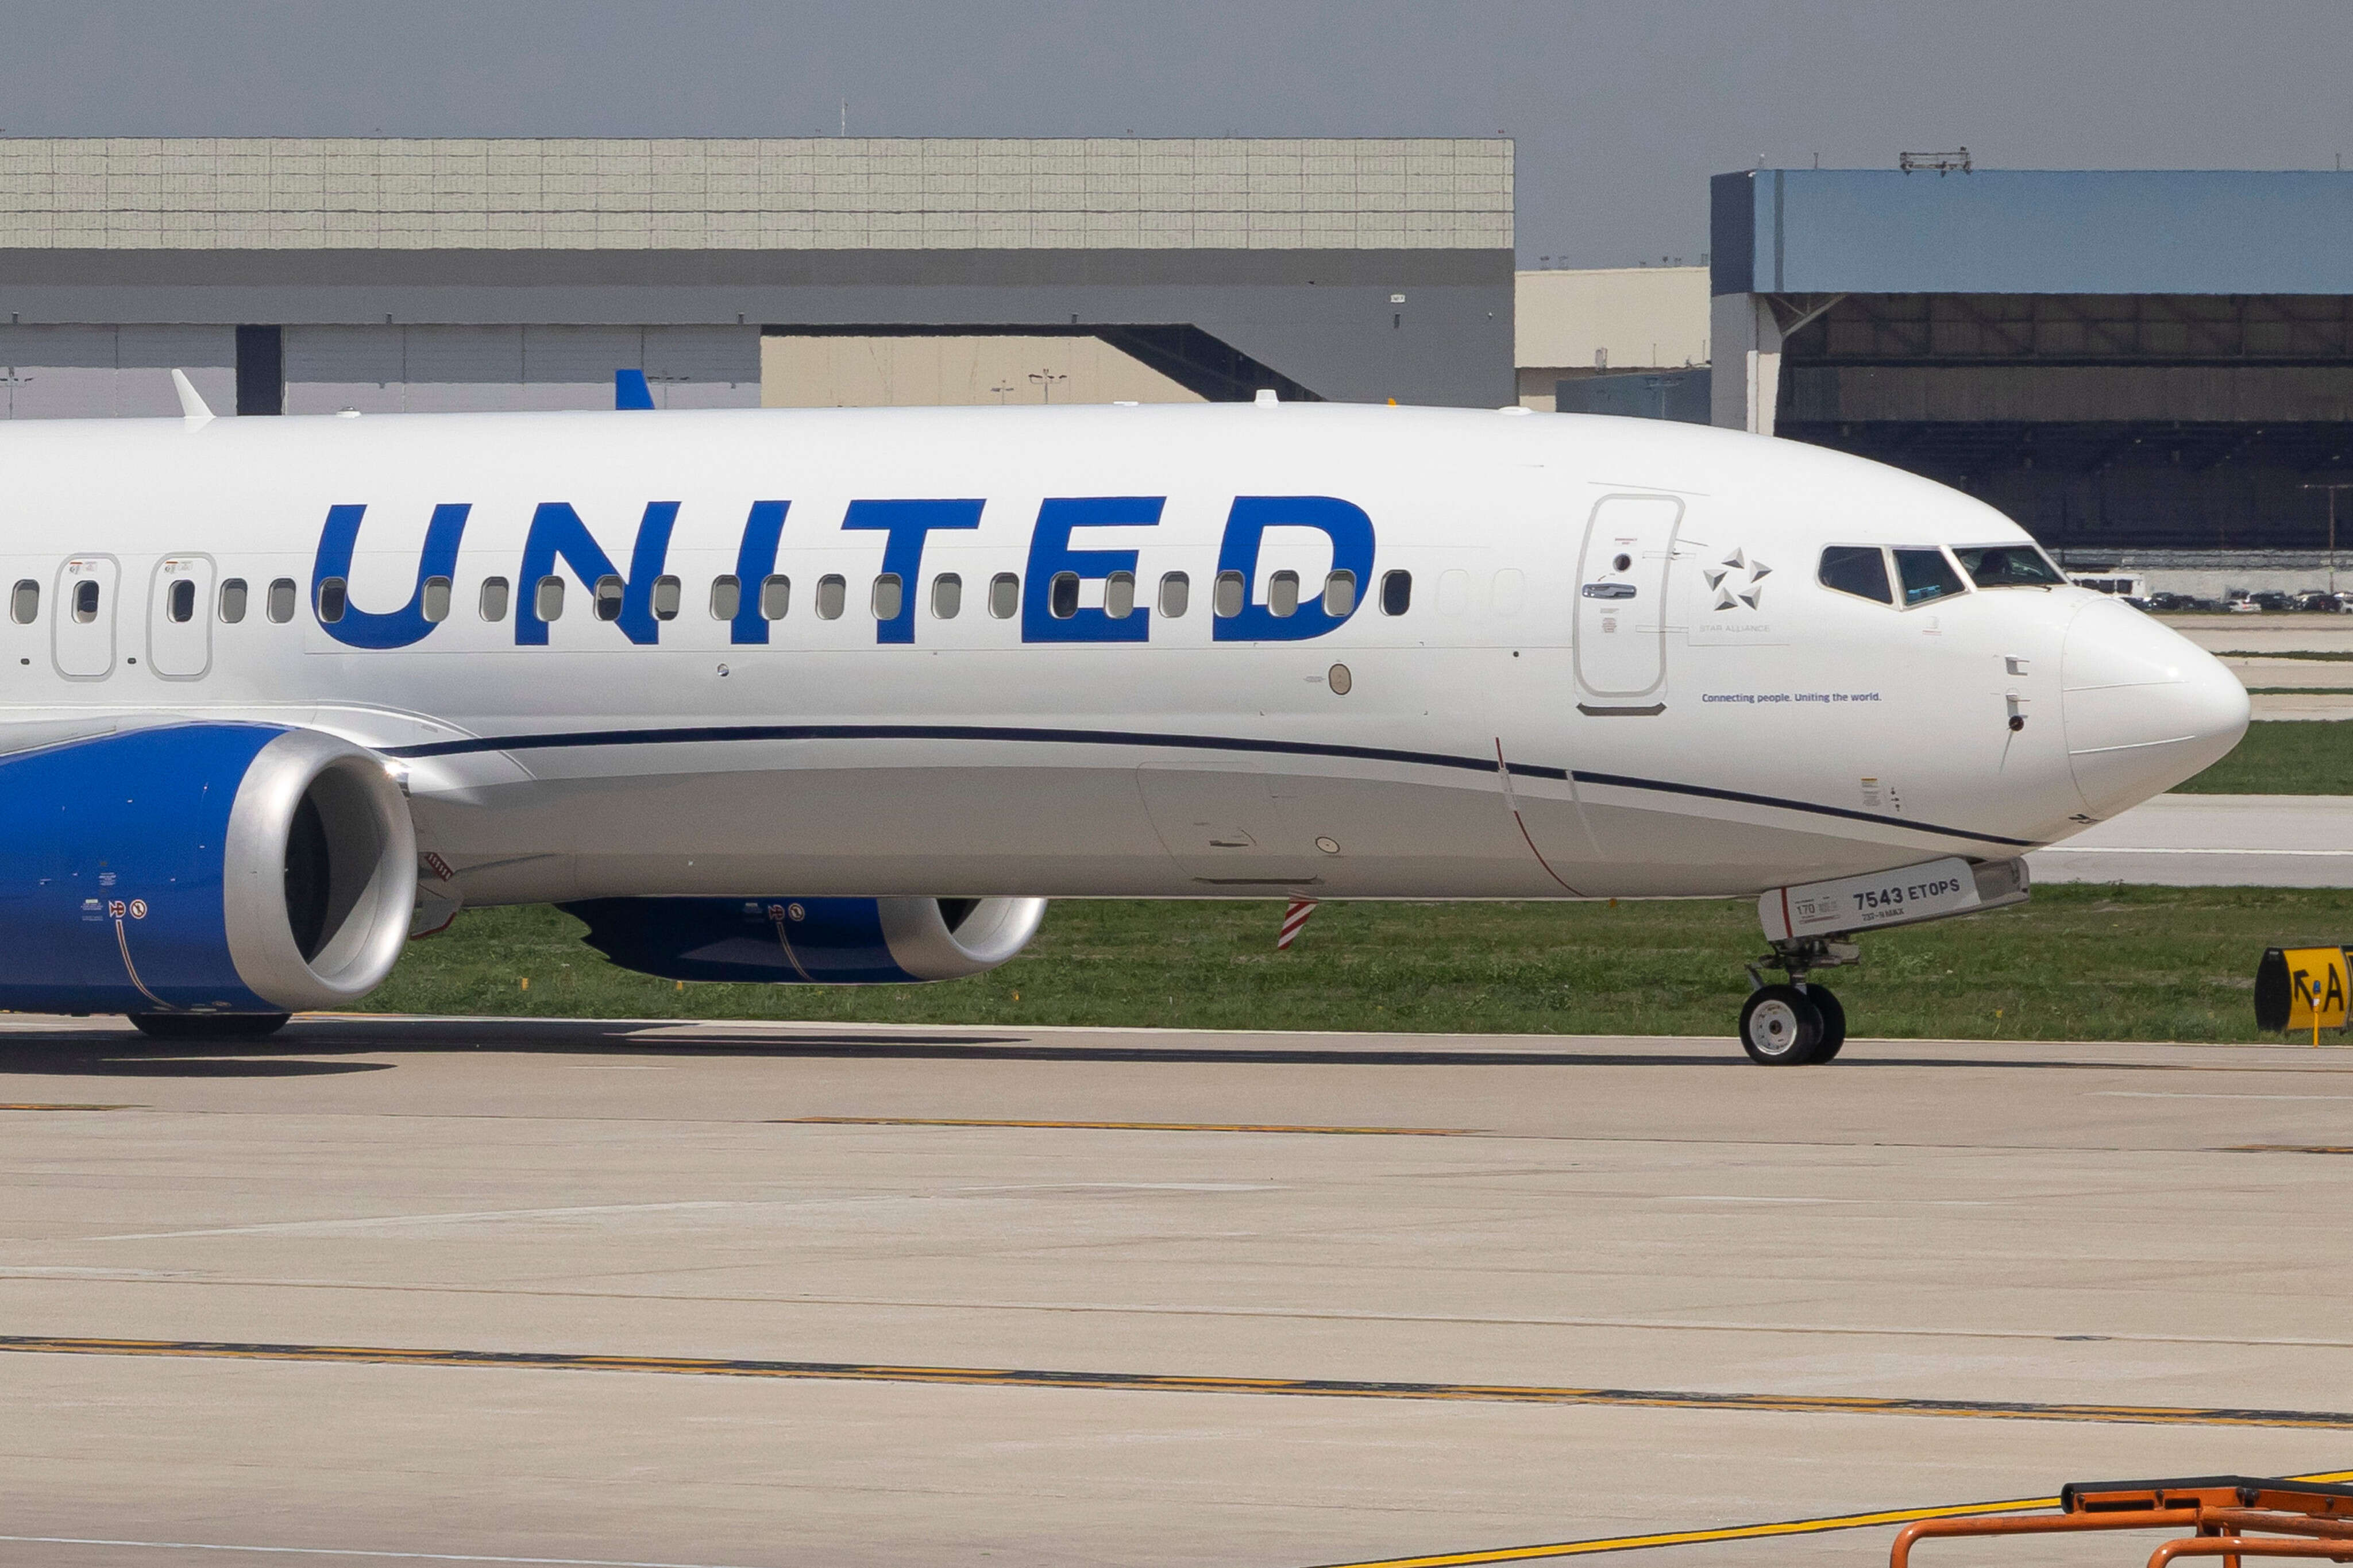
2282,947 -> 2349,1032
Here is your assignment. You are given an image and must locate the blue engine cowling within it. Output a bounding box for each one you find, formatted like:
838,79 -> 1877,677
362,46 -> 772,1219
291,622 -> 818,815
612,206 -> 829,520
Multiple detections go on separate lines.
0,723 -> 418,1016
562,895 -> 1048,984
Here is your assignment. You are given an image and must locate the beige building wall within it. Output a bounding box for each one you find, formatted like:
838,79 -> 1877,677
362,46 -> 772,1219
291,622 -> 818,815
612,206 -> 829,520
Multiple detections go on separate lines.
762,335 -> 1206,407
0,137 -> 1510,253
1515,265 -> 1711,410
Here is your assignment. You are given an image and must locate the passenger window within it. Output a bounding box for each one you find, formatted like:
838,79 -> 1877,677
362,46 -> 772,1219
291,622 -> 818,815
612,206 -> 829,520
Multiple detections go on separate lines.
1893,548 -> 1967,607
593,574 -> 624,621
1104,570 -> 1135,619
317,578 -> 348,624
479,577 -> 510,623
10,580 -> 36,624
166,578 -> 196,623
1048,571 -> 1080,619
1380,569 -> 1411,615
421,576 -> 452,623
74,579 -> 102,623
217,579 -> 245,624
1818,546 -> 1893,605
931,573 -> 961,619
268,578 -> 297,623
1214,569 -> 1245,618
1268,570 -> 1300,617
1159,571 -> 1189,617
651,575 -> 681,620
872,573 -> 903,622
1324,569 -> 1357,617
816,574 -> 846,619
761,574 -> 789,620
1954,545 -> 2065,589
709,575 -> 740,620
536,576 -> 565,621
988,572 -> 1019,619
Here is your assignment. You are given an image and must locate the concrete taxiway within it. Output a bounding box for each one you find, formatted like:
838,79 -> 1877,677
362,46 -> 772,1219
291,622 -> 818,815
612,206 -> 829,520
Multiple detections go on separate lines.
3,1015 -> 2351,1568
2029,793 -> 2353,886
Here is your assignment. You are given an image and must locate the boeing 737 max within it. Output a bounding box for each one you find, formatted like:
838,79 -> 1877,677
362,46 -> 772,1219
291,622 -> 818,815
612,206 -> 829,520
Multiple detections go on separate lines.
0,394 -> 2248,1063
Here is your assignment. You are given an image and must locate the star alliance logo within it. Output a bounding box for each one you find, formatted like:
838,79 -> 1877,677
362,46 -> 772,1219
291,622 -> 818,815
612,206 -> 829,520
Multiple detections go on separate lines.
1705,549 -> 1770,610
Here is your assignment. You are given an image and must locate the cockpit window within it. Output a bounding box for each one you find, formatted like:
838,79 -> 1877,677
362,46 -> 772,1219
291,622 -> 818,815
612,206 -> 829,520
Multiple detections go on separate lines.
1893,548 -> 1968,607
1818,546 -> 1893,605
1953,544 -> 2065,588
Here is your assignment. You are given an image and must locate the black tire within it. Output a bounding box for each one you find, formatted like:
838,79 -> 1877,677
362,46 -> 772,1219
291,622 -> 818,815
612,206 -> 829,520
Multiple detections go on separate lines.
1739,984 -> 1825,1065
128,1012 -> 292,1041
1804,984 -> 1847,1061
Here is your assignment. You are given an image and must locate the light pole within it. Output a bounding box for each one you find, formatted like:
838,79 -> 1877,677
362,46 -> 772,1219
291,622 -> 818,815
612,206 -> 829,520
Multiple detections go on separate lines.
1028,369 -> 1067,404
2302,482 -> 2353,597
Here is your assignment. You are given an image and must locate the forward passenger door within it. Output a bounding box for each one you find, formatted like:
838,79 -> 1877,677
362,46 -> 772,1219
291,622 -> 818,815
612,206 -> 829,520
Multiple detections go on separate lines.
1573,494 -> 1682,712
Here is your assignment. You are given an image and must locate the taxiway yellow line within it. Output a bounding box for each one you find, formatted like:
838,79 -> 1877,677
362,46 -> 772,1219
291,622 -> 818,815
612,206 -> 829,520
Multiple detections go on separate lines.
774,1115 -> 1479,1135
2,1337 -> 2350,1431
1309,1471 -> 2353,1567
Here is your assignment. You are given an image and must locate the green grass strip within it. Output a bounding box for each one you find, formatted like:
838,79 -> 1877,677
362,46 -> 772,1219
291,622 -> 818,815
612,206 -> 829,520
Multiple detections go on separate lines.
368,885 -> 2353,1044
2174,720 -> 2353,793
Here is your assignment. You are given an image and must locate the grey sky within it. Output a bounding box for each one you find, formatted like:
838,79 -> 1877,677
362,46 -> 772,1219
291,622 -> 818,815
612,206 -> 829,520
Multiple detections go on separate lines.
7,1 -> 2352,267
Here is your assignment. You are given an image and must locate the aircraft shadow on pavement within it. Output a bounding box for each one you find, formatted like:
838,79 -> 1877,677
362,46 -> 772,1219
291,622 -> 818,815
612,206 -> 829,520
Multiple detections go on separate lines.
0,1014 -> 2224,1073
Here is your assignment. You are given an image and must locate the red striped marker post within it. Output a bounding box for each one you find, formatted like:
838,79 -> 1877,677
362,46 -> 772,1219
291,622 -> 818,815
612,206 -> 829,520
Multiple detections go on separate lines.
1276,897 -> 1318,950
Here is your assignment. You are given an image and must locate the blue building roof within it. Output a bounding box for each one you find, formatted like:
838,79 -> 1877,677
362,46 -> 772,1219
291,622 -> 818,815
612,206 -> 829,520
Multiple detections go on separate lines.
1712,169 -> 2353,296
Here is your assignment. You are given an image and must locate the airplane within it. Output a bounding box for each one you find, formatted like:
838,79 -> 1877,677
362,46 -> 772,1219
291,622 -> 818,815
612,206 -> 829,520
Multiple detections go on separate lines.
0,377 -> 2248,1065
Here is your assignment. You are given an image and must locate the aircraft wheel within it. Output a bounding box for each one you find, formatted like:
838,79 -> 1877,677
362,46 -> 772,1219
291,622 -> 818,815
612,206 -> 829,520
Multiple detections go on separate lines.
1738,984 -> 1825,1065
1803,984 -> 1847,1061
128,1012 -> 291,1041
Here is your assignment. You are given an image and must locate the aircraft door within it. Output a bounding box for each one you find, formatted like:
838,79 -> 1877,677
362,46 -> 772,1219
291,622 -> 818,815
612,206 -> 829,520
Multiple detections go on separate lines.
1574,494 -> 1682,709
149,555 -> 215,679
53,556 -> 118,679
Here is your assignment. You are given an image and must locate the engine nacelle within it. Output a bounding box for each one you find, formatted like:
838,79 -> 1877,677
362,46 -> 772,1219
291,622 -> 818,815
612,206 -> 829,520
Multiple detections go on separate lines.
562,895 -> 1047,984
0,723 -> 418,1015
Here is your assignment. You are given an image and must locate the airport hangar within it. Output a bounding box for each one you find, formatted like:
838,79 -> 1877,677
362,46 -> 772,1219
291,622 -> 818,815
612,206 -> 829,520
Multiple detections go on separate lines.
0,136 -> 1514,418
1711,168 -> 2353,556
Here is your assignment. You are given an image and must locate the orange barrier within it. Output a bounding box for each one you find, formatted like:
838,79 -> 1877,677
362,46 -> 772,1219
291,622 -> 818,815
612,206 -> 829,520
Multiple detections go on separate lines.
1893,1480 -> 2353,1568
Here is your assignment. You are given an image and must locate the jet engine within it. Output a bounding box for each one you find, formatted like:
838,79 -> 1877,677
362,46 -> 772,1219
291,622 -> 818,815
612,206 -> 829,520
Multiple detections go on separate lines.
562,895 -> 1048,984
0,723 -> 418,1019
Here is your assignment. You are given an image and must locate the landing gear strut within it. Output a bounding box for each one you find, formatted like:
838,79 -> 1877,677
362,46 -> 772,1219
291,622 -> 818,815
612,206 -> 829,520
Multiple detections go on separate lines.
1739,936 -> 1856,1065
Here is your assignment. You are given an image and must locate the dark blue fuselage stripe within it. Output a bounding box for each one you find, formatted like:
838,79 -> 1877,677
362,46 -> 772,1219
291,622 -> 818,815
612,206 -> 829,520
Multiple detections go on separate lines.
383,725 -> 2034,849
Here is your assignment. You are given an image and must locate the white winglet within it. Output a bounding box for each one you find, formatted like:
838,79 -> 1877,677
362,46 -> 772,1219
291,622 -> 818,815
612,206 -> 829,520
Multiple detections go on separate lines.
170,368 -> 214,423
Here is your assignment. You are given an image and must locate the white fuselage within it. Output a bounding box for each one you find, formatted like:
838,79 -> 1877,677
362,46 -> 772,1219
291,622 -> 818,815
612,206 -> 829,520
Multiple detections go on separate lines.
0,401 -> 2248,908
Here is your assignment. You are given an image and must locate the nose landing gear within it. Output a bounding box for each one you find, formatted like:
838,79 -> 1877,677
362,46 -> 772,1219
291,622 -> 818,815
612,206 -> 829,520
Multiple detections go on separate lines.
1739,937 -> 1856,1065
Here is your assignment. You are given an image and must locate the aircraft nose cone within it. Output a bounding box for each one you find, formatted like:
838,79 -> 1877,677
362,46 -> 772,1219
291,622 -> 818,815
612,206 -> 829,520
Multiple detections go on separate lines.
2061,596 -> 2250,818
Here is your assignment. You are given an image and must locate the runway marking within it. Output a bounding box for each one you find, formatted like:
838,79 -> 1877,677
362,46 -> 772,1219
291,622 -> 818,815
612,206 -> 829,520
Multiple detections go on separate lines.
0,1539 -> 761,1566
5,1335 -> 2352,1429
0,1102 -> 135,1111
776,1115 -> 1480,1136
14,1272 -> 2353,1348
1311,1470 -> 2353,1567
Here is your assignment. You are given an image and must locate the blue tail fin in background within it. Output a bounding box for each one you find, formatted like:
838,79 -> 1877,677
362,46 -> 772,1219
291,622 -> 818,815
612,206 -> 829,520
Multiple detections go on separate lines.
615,369 -> 655,410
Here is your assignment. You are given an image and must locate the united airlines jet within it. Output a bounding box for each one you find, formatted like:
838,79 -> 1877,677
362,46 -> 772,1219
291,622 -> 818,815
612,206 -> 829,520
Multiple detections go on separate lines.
0,386 -> 2247,1064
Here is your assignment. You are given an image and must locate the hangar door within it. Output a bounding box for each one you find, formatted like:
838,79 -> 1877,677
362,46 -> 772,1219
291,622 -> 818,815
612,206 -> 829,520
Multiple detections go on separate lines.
1573,494 -> 1681,708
